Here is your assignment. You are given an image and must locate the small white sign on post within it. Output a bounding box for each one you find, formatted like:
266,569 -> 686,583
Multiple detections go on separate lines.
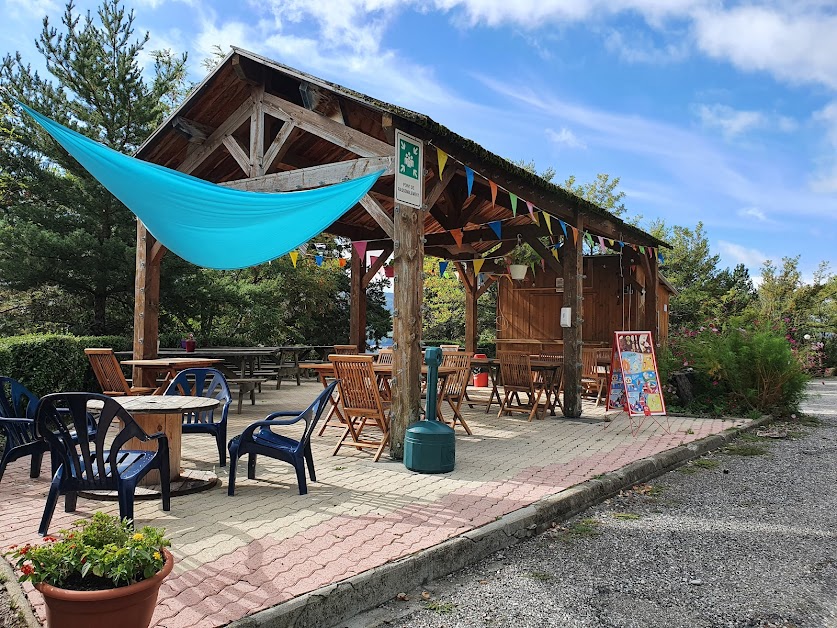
394,129 -> 424,209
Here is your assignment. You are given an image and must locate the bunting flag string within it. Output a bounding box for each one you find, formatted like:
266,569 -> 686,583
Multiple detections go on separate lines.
289,251 -> 299,268
488,220 -> 502,239
465,166 -> 474,198
509,192 -> 518,216
439,261 -> 449,277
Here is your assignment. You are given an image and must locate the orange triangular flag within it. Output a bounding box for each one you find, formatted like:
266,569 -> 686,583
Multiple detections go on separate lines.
489,180 -> 498,207
451,229 -> 463,247
437,148 -> 448,180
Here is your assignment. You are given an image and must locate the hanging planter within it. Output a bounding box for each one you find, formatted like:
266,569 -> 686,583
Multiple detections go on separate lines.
509,264 -> 528,281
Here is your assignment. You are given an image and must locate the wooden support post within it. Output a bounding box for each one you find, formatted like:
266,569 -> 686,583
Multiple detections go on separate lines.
349,245 -> 367,352
132,222 -> 161,387
643,250 -> 659,340
562,214 -> 584,418
456,263 -> 478,355
390,201 -> 424,460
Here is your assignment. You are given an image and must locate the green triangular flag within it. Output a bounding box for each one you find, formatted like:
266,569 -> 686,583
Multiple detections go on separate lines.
509,193 -> 518,216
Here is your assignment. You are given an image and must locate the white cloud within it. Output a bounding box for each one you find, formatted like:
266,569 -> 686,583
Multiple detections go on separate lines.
603,28 -> 689,64
738,207 -> 768,222
691,5 -> 837,90
695,104 -> 767,138
545,127 -> 585,149
718,240 -> 768,271
811,101 -> 837,193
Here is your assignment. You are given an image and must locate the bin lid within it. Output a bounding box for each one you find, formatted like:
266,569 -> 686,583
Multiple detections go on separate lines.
474,353 -> 487,358
405,420 -> 455,436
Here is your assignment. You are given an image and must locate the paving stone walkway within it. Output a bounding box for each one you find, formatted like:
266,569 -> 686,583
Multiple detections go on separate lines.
0,381 -> 745,627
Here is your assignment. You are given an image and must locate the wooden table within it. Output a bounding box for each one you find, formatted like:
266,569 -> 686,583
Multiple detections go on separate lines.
95,395 -> 220,485
120,357 -> 223,394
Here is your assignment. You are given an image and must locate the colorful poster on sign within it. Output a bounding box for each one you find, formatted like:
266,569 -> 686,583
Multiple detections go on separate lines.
607,331 -> 666,417
394,129 -> 424,209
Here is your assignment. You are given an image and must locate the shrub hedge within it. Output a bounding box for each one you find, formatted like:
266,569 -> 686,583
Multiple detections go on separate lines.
0,334 -> 131,396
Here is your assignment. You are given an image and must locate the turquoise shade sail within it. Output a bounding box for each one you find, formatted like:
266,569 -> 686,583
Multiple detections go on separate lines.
17,102 -> 383,270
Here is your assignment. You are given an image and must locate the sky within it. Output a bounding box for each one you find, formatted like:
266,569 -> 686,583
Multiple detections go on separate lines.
3,0 -> 837,283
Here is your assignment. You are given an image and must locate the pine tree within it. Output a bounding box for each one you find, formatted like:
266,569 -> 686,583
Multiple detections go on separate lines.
0,0 -> 186,334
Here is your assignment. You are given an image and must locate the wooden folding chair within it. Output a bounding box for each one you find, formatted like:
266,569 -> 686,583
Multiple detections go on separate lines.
536,353 -> 564,414
84,348 -> 156,396
582,348 -> 607,406
334,345 -> 360,355
330,355 -> 390,462
438,352 -> 473,434
375,348 -> 393,364
497,352 -> 547,421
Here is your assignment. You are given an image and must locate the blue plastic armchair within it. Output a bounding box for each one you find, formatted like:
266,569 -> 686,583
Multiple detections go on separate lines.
36,392 -> 170,535
227,380 -> 337,496
0,377 -> 47,483
164,368 -> 231,466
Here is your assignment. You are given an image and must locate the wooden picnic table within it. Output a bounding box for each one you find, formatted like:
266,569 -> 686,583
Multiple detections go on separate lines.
120,357 -> 223,394
89,395 -> 220,485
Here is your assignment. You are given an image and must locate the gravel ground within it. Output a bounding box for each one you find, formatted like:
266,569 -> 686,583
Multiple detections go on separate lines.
350,380 -> 837,628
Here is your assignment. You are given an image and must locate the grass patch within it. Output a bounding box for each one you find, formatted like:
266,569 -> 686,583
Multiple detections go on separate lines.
724,443 -> 767,456
794,415 -> 821,427
612,512 -> 641,520
527,571 -> 553,581
0,572 -> 6,584
679,458 -> 719,474
423,601 -> 456,614
738,432 -> 767,442
566,518 -> 601,539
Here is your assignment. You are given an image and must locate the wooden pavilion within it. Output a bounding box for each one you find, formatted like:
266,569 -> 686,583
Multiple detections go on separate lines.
134,48 -> 668,458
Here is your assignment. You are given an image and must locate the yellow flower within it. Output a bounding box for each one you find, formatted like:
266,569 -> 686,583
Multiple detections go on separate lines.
153,551 -> 161,560
132,533 -> 144,541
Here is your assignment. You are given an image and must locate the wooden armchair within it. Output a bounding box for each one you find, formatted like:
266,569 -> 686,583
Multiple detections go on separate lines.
330,355 -> 390,462
536,353 -> 564,414
497,352 -> 547,421
84,348 -> 155,396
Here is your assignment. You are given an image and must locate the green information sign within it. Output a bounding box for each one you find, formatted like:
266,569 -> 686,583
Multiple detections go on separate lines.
394,129 -> 424,208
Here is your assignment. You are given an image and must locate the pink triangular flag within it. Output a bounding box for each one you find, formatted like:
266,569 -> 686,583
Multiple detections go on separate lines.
353,241 -> 367,259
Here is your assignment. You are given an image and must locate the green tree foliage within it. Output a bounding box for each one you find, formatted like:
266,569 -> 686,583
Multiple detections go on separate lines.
562,173 -> 627,218
0,0 -> 187,334
158,238 -> 391,347
422,257 -> 496,347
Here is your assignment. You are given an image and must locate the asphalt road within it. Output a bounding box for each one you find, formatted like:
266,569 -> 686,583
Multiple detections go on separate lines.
351,380 -> 837,628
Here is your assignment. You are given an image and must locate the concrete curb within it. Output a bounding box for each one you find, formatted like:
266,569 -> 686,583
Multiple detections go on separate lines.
0,556 -> 41,628
230,416 -> 771,628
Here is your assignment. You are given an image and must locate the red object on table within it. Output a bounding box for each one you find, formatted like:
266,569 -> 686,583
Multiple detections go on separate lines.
472,353 -> 489,387
184,339 -> 196,352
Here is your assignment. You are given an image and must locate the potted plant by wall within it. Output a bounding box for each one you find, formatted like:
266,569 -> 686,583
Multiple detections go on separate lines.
6,512 -> 173,628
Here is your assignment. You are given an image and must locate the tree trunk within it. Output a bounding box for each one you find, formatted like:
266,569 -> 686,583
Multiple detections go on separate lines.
92,291 -> 107,335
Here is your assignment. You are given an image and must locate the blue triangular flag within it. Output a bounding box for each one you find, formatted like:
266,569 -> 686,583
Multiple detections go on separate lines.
439,261 -> 449,277
465,167 -> 474,197
315,255 -> 323,266
488,220 -> 502,239
559,220 -> 568,238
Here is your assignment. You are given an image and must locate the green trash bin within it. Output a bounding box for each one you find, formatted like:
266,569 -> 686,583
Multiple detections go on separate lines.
404,347 -> 456,473
404,419 -> 455,473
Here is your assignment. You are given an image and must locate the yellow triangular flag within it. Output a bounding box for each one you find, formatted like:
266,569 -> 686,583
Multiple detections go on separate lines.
532,212 -> 540,226
437,148 -> 448,180
552,247 -> 559,260
543,213 -> 552,234
473,258 -> 485,275
289,251 -> 299,268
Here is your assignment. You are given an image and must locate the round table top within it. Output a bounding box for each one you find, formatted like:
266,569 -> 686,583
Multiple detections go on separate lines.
90,395 -> 220,413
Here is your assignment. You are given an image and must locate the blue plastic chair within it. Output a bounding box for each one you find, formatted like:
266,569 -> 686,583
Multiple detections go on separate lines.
164,368 -> 231,467
0,377 -> 47,483
227,380 -> 337,496
36,392 -> 170,535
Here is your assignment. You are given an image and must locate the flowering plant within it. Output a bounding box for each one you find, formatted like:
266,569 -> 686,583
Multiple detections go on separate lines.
5,512 -> 170,591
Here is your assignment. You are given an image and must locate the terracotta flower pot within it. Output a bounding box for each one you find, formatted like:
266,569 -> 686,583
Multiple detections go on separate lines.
35,548 -> 174,628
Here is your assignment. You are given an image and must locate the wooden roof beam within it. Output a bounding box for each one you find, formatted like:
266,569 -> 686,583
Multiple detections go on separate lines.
178,97 -> 254,174
359,194 -> 395,238
171,116 -> 213,144
221,156 -> 394,192
262,92 -> 392,158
